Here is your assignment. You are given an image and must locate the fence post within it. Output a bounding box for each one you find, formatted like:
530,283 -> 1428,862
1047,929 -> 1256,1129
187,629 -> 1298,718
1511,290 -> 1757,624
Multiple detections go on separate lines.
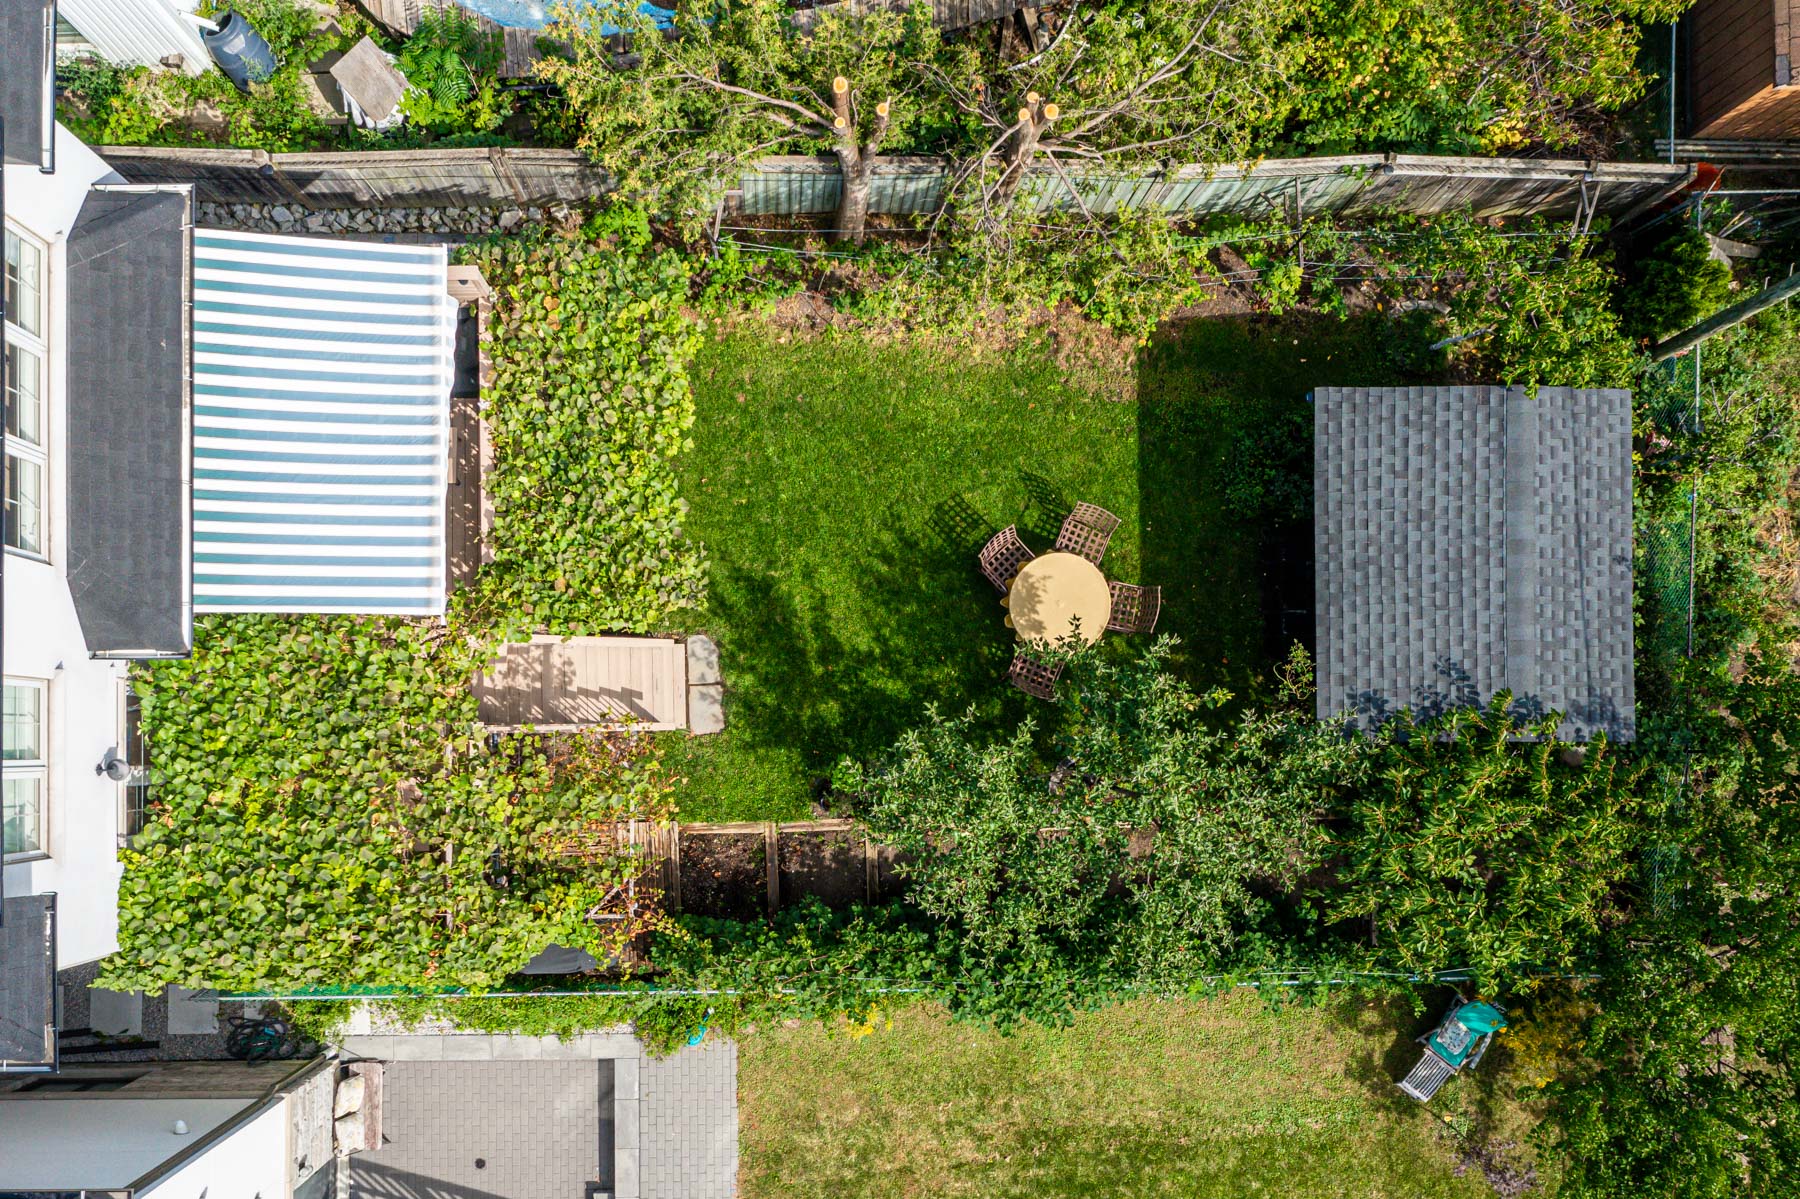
765,822 -> 779,914
487,147 -> 531,207
253,150 -> 315,211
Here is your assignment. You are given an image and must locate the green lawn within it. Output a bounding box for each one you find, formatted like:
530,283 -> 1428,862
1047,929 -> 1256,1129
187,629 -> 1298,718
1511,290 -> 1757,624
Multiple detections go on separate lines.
665,316 -> 1407,822
738,994 -> 1547,1199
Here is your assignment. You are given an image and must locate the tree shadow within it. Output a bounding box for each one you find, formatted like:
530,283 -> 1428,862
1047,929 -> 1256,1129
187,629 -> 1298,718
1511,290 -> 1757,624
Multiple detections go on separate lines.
1136,313 -> 1441,697
701,491 -> 1048,788
1328,990 -> 1448,1115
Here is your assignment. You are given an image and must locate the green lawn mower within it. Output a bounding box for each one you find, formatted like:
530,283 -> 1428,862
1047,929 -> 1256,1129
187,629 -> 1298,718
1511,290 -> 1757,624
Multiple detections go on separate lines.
1397,997 -> 1508,1102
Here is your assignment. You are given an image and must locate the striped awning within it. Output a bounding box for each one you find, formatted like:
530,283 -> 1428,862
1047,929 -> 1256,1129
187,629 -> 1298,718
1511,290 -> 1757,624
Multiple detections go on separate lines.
191,230 -> 455,614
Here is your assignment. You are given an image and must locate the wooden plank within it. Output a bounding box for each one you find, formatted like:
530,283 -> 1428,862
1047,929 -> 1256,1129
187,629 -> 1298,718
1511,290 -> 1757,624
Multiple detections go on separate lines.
475,636 -> 687,731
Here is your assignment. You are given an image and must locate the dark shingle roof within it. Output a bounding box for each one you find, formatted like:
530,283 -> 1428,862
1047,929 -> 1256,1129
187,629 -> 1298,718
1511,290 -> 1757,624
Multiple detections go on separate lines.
0,894 -> 56,1069
65,186 -> 193,658
0,1 -> 52,169
1314,385 -> 1634,741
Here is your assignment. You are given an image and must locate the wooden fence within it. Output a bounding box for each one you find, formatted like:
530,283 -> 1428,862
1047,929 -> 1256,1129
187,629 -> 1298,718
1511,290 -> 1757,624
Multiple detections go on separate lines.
100,145 -> 1696,224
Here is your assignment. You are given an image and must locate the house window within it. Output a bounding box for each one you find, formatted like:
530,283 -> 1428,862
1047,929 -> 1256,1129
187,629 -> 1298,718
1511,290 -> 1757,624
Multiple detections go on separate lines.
120,684 -> 153,845
5,226 -> 47,557
3,678 -> 46,858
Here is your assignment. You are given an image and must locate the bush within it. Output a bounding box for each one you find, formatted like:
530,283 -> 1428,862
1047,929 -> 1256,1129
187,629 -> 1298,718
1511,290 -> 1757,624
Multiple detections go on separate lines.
1617,229 -> 1735,344
456,224 -> 708,635
396,5 -> 514,135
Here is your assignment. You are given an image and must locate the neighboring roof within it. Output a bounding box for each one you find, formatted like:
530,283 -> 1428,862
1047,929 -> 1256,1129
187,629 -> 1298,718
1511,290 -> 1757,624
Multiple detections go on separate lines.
1314,385 -> 1635,741
1,0 -> 54,169
65,186 -> 194,658
0,895 -> 56,1071
340,1038 -> 739,1199
189,229 -> 454,615
58,0 -> 211,75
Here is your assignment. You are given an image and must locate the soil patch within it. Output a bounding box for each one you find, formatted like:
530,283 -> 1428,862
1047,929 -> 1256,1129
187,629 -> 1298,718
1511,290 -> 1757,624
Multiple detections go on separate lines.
680,831 -> 767,919
776,828 -> 865,909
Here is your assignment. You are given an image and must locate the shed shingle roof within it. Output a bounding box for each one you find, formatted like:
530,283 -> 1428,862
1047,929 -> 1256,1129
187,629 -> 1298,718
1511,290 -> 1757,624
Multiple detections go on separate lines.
1313,385 -> 1634,741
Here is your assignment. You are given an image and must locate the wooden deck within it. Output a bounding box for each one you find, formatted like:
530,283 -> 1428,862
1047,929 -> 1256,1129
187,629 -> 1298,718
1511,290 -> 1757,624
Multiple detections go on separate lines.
445,392 -> 491,590
475,635 -> 688,730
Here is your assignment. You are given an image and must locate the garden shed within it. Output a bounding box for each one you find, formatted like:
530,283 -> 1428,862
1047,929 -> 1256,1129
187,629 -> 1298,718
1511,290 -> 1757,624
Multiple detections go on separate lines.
1313,385 -> 1635,741
189,229 -> 458,614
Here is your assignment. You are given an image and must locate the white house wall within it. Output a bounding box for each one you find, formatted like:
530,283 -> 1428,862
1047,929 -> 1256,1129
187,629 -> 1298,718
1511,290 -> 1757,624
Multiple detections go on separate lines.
141,1097 -> 293,1199
58,0 -> 211,75
3,127 -> 134,968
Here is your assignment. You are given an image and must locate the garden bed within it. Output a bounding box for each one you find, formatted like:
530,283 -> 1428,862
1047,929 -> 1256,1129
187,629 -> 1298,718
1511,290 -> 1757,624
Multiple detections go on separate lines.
678,831 -> 767,920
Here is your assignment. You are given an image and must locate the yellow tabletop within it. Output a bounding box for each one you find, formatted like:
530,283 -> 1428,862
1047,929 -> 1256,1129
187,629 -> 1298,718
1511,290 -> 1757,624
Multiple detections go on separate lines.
1007,552 -> 1110,646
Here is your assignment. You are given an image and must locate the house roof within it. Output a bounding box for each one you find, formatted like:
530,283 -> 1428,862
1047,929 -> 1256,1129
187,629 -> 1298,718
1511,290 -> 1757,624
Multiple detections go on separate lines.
65,186 -> 193,657
1313,385 -> 1635,741
0,1 -> 53,170
340,1038 -> 739,1199
0,895 -> 56,1071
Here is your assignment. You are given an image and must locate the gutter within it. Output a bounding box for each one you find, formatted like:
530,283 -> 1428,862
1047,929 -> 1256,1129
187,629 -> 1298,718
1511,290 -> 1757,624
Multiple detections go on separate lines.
122,1055 -> 333,1195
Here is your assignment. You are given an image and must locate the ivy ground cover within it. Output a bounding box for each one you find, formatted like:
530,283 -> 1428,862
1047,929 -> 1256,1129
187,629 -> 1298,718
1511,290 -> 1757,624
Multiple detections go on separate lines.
103,617 -> 672,993
738,993 -> 1552,1199
665,315 -> 1401,822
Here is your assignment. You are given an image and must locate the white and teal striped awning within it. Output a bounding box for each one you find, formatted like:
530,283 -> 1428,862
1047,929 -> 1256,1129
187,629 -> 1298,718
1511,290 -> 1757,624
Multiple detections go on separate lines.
191,230 -> 455,614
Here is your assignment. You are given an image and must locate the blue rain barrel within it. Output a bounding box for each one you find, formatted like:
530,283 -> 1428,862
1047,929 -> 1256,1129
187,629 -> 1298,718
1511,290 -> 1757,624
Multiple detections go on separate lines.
203,10 -> 277,91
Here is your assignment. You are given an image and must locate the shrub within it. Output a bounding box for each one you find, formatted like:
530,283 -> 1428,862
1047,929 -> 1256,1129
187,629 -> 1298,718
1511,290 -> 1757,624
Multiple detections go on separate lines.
1617,229 -> 1735,344
396,5 -> 514,135
457,225 -> 707,635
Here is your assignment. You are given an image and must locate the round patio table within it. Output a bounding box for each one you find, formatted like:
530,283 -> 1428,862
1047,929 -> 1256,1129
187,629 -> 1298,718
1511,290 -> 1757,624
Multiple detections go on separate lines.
1007,552 -> 1110,646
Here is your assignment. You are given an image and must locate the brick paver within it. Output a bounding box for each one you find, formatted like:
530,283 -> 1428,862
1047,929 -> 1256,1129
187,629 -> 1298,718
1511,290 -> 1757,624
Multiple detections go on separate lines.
347,1060 -> 608,1198
639,1041 -> 738,1199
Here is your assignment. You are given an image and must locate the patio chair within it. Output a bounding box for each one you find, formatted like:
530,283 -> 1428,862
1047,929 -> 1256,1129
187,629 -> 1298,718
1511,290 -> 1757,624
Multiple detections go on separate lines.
1106,582 -> 1161,633
979,525 -> 1036,594
1054,503 -> 1121,565
1008,653 -> 1064,700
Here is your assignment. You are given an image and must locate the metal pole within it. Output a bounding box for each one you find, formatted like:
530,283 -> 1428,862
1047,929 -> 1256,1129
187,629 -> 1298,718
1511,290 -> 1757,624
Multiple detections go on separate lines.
1652,270 -> 1800,360
1668,23 -> 1678,163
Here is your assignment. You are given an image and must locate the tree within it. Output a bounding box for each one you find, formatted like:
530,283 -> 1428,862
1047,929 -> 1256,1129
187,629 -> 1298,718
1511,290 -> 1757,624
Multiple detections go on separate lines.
1281,0 -> 1691,155
1543,650 -> 1800,1199
543,0 -> 941,242
924,0 -> 1299,228
1325,699 -> 1644,989
849,639 -> 1363,981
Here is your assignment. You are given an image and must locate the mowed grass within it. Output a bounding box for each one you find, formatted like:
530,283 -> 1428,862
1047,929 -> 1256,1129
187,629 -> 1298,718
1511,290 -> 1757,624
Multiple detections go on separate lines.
738,994 -> 1545,1199
665,316 -> 1404,822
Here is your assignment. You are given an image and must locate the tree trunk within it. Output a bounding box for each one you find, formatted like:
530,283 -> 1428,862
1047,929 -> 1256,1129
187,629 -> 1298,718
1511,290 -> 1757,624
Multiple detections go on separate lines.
988,109 -> 1044,224
834,146 -> 875,245
828,81 -> 891,245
